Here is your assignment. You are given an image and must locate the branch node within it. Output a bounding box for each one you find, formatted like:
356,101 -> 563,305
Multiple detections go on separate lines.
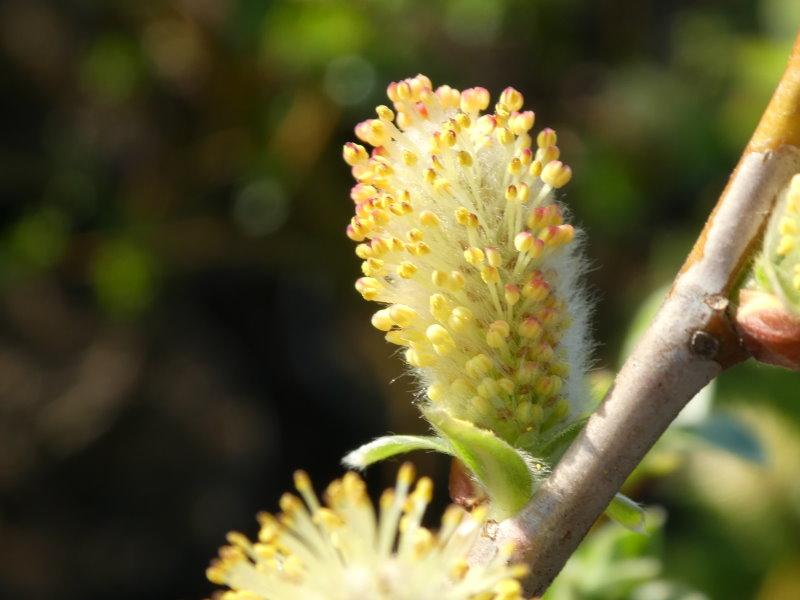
689,330 -> 720,359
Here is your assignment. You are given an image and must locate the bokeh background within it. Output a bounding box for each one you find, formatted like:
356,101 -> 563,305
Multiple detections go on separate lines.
2,0 -> 800,598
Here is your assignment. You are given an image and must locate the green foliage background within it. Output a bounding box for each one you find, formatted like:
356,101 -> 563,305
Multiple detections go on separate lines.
1,0 -> 799,598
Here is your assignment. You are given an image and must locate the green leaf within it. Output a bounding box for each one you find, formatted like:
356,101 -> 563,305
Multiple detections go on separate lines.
342,435 -> 453,469
424,408 -> 535,519
605,493 -> 647,533
531,417 -> 589,462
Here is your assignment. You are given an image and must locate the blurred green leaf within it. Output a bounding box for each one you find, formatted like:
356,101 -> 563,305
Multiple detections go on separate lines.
6,208 -> 68,271
91,239 -> 155,317
262,3 -> 370,70
684,414 -> 764,463
80,35 -> 144,103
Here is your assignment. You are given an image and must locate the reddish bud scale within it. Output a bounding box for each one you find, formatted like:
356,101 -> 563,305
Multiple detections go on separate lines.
736,289 -> 800,370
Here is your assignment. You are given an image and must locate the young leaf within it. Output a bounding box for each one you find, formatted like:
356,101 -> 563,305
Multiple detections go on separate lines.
605,493 -> 646,533
342,434 -> 453,469
425,408 -> 536,519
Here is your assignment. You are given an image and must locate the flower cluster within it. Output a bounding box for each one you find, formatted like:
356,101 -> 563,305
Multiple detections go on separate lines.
207,464 -> 526,600
736,173 -> 800,370
771,173 -> 800,299
345,75 -> 589,448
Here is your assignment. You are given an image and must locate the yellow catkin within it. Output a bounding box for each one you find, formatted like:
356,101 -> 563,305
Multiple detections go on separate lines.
207,465 -> 525,600
345,74 -> 588,447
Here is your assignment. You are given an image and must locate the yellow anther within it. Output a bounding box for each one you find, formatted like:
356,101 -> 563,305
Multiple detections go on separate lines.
529,159 -> 543,177
499,86 -> 524,112
480,265 -> 500,284
477,377 -> 500,399
279,493 -> 303,514
486,320 -> 510,348
529,341 -> 554,363
419,210 -> 440,227
407,228 -> 423,242
466,353 -> 493,378
397,462 -> 414,487
556,224 -> 575,244
355,243 -> 372,259
516,183 -> 530,202
408,241 -> 430,255
456,112 -> 471,129
496,127 -> 513,145
396,80 -> 412,101
541,160 -> 572,188
426,323 -> 454,346
457,150 -> 473,167
498,378 -> 515,395
431,270 -> 448,287
346,224 -> 365,242
535,144 -> 560,164
361,257 -> 383,276
343,142 -> 369,166
460,86 -> 490,112
476,114 -> 497,136
402,150 -> 418,166
514,361 -> 540,384
508,110 -> 535,134
405,347 -> 436,367
389,304 -> 417,327
495,578 -> 523,595
226,531 -> 251,550
455,206 -> 471,225
355,277 -> 382,300
519,317 -> 542,339
435,84 -> 461,109
293,470 -> 312,493
505,185 -> 518,202
411,527 -> 434,558
489,320 -> 510,337
206,565 -> 226,585
464,246 -> 485,266
485,247 -> 502,267
314,507 -> 345,529
449,306 -> 473,331
451,559 -> 469,580
429,293 -> 452,322
504,284 -> 520,306
537,127 -> 557,148
413,477 -> 434,503
777,236 -> 795,256
449,270 -> 465,290
376,104 -> 395,121
390,236 -> 407,252
779,217 -> 798,236
514,231 -> 533,253
355,118 -> 391,146
430,176 -> 449,193
397,262 -> 418,278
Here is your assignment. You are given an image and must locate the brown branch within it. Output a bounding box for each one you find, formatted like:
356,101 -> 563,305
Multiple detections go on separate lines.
470,30 -> 800,597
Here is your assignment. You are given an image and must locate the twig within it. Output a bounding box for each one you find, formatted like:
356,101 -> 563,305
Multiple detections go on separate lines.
470,31 -> 800,597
